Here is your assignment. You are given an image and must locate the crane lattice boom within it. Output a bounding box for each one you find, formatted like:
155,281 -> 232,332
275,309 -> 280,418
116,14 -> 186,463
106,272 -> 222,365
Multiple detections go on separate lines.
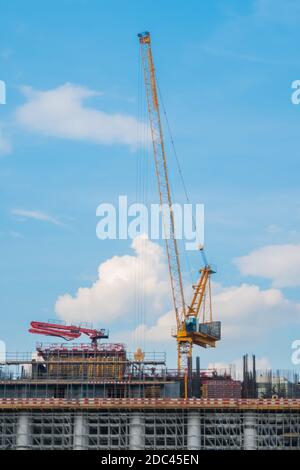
138,31 -> 221,375
138,32 -> 186,330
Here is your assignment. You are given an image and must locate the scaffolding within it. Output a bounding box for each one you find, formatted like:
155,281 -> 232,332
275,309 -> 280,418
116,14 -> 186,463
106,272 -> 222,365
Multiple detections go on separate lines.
0,344 -> 179,400
1,346 -> 300,400
1,405 -> 300,450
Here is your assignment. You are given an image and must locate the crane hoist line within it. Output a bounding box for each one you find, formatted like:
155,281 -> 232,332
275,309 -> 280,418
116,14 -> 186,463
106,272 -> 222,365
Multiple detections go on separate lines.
138,31 -> 221,374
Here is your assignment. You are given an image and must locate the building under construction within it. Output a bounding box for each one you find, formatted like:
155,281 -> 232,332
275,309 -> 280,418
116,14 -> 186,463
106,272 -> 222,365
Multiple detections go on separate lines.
1,343 -> 300,450
2,31 -> 299,451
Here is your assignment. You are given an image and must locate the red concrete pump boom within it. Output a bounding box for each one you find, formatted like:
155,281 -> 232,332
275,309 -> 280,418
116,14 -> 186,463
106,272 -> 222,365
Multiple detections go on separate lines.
29,321 -> 109,345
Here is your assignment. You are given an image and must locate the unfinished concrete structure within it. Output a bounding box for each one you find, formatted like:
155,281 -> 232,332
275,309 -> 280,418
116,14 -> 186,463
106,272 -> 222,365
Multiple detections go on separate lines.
1,344 -> 300,449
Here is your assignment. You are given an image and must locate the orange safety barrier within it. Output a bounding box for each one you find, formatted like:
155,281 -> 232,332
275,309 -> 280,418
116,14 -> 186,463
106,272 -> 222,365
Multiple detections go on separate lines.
0,397 -> 300,410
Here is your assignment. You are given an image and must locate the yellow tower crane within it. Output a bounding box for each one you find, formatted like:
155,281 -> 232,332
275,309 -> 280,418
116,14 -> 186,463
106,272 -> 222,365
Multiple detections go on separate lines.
138,32 -> 221,378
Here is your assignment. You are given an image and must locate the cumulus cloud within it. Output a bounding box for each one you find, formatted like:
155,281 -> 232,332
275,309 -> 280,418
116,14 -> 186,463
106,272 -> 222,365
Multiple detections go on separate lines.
213,281 -> 300,340
11,209 -> 65,227
234,243 -> 300,287
16,83 -> 148,147
112,310 -> 175,359
119,280 -> 300,354
121,282 -> 297,346
130,311 -> 174,343
55,237 -> 300,352
55,235 -> 170,324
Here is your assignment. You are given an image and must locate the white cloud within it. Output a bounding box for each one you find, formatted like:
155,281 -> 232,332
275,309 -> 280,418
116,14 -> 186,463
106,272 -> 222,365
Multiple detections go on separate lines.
119,280 -> 290,360
16,83 -> 148,147
235,243 -> 300,287
55,238 -> 300,353
130,311 -> 174,343
11,209 -> 64,227
55,235 -> 170,324
112,310 -> 174,359
213,281 -> 300,340
214,282 -> 286,318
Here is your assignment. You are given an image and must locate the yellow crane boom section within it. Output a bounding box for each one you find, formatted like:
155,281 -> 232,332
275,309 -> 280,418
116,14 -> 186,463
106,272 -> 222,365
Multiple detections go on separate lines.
138,31 -> 186,330
138,32 -> 221,374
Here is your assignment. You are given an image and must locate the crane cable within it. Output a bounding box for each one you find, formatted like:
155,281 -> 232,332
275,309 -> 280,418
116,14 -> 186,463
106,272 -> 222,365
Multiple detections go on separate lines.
156,81 -> 214,323
134,48 -> 150,352
134,48 -> 142,350
156,82 -> 206,283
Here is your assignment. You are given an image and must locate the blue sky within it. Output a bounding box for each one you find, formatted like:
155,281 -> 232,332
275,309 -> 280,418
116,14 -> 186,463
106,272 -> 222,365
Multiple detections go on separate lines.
1,0 -> 300,372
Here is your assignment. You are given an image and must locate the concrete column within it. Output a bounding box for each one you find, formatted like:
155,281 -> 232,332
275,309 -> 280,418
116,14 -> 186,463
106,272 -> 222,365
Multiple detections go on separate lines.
129,413 -> 144,450
243,413 -> 257,450
187,412 -> 201,450
73,413 -> 87,450
16,413 -> 30,450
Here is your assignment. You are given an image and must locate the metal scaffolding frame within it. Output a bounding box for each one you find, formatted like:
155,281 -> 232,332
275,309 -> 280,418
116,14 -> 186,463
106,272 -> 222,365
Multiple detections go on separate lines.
256,411 -> 300,449
1,407 -> 300,450
201,411 -> 243,449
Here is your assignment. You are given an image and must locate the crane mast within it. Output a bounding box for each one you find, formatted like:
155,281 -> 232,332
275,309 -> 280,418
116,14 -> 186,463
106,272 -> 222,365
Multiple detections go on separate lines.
138,32 -> 220,375
138,32 -> 187,370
